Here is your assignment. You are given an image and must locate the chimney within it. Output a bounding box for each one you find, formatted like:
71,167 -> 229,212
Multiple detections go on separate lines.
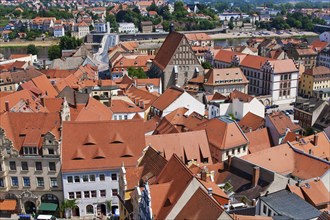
252,199 -> 256,206
207,187 -> 213,196
227,155 -> 232,170
5,101 -> 9,111
295,136 -> 299,142
26,99 -> 30,108
201,168 -> 207,181
73,91 -> 77,107
313,132 -> 318,146
40,97 -> 45,107
252,166 -> 260,187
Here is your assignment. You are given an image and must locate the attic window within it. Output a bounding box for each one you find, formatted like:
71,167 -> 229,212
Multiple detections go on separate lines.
93,156 -> 105,159
83,133 -> 97,145
110,132 -> 124,144
72,157 -> 84,160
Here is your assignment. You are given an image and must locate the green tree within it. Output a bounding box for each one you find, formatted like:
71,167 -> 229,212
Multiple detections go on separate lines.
202,61 -> 212,69
59,36 -> 82,50
106,14 -> 118,32
48,45 -> 61,60
127,67 -> 147,79
228,21 -> 234,30
27,44 -> 38,55
147,3 -> 158,12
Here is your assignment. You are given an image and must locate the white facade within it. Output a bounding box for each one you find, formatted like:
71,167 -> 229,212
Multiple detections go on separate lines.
204,84 -> 248,96
53,26 -> 65,38
118,23 -> 138,33
112,112 -> 144,120
320,31 -> 330,43
62,170 -> 119,217
208,97 -> 265,120
219,13 -> 248,21
161,92 -> 205,117
0,54 -> 38,65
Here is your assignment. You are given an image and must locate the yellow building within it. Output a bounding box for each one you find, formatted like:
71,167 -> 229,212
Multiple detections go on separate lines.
299,66 -> 330,97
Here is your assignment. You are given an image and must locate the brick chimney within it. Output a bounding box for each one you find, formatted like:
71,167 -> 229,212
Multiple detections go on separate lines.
201,167 -> 207,181
227,155 -> 232,170
313,132 -> 318,146
73,91 -> 77,107
252,166 -> 260,187
5,101 -> 9,111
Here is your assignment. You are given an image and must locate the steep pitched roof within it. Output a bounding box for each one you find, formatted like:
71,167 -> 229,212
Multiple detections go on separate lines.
145,130 -> 212,164
175,187 -> 224,220
152,86 -> 184,111
155,154 -> 194,219
0,112 -> 61,151
266,112 -> 301,135
229,90 -> 254,102
192,118 -> 248,151
245,128 -> 272,154
74,97 -> 113,122
61,119 -> 146,172
238,112 -> 265,133
214,49 -> 244,63
300,180 -> 330,207
204,68 -> 248,86
240,54 -> 272,69
153,31 -> 185,70
304,66 -> 330,76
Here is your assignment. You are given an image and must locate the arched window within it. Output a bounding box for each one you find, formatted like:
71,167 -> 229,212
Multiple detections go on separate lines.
86,205 -> 93,214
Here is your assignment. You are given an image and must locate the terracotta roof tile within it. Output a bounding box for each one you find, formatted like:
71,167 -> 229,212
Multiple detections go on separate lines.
266,112 -> 301,135
229,90 -> 254,102
152,86 -> 184,111
175,187 -> 224,219
242,143 -> 330,180
185,33 -> 212,41
192,118 -> 248,151
238,112 -> 265,133
214,49 -> 244,64
145,130 -> 212,164
109,99 -> 143,114
0,112 -> 61,151
300,180 -> 330,207
204,68 -> 248,86
153,32 -> 185,70
75,97 -> 113,121
240,54 -> 273,69
304,66 -> 330,76
61,119 -> 146,172
245,128 -> 271,154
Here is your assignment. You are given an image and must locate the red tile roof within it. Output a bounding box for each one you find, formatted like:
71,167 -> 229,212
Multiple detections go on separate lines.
153,31 -> 185,70
266,112 -> 301,135
193,118 -> 248,151
61,119 -> 146,172
242,143 -> 330,180
109,99 -> 143,114
145,130 -> 212,164
240,54 -> 272,69
74,97 -> 113,121
0,112 -> 61,151
175,187 -> 224,219
214,49 -> 244,64
229,90 -> 254,102
238,112 -> 265,133
245,128 -> 272,154
152,87 -> 184,111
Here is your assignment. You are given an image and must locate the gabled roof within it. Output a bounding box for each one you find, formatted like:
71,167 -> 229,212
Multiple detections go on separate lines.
175,187 -> 224,220
266,112 -> 301,135
155,154 -> 194,219
42,69 -> 76,79
74,97 -> 113,121
268,59 -> 298,73
240,55 -> 270,69
214,49 -> 244,63
185,33 -> 212,41
242,143 -> 330,180
245,128 -> 272,154
153,31 -> 185,70
238,112 -> 265,133
21,74 -> 58,98
61,119 -> 146,172
229,90 -> 254,102
304,66 -> 330,76
109,99 -> 143,114
125,85 -> 158,109
204,68 -> 248,86
152,86 -> 184,111
299,180 -> 330,207
145,130 -> 212,164
0,112 -> 61,151
192,118 -> 248,151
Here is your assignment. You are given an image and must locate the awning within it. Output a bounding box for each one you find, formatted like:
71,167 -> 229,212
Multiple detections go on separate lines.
38,203 -> 58,211
0,200 -> 17,211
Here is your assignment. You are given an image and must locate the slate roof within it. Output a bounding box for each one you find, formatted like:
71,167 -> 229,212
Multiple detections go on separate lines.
260,190 -> 321,219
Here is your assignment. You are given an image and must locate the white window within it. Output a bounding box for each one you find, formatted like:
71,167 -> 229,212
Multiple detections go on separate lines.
37,177 -> 44,187
67,176 -> 73,183
50,177 -> 58,188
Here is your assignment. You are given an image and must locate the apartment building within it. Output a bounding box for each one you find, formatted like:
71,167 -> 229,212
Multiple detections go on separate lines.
299,66 -> 330,97
61,119 -> 146,218
0,112 -> 63,215
318,47 -> 330,68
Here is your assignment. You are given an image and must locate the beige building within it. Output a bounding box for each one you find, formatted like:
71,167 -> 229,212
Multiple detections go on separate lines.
140,21 -> 153,33
203,68 -> 249,95
299,66 -> 330,97
72,22 -> 90,39
0,112 -> 63,215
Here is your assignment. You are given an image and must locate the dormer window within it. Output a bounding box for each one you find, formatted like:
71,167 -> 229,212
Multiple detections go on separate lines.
23,147 -> 38,155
